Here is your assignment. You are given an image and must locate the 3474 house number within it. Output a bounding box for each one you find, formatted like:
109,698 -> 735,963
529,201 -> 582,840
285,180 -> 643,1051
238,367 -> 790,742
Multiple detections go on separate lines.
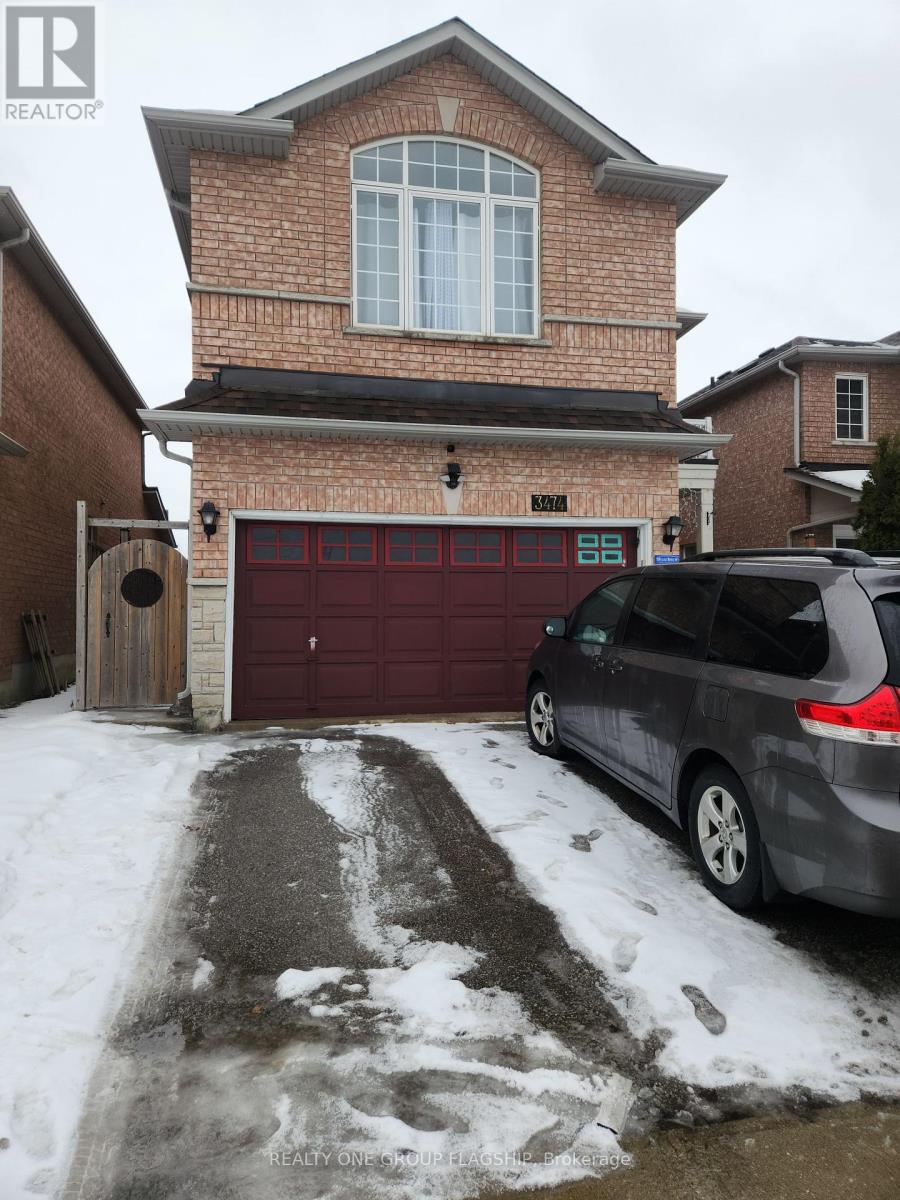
531,494 -> 568,513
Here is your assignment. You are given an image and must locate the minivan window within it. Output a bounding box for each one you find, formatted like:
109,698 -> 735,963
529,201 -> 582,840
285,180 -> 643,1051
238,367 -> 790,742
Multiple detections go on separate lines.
621,576 -> 718,658
708,576 -> 828,677
569,577 -> 634,645
874,595 -> 900,685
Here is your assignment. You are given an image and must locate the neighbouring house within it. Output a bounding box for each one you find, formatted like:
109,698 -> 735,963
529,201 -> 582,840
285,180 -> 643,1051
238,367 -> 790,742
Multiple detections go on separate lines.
679,331 -> 900,551
140,18 -> 728,728
0,188 -> 171,705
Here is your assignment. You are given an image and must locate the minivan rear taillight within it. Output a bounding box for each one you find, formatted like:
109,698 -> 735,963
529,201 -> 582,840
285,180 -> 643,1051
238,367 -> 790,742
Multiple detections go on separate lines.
795,685 -> 900,745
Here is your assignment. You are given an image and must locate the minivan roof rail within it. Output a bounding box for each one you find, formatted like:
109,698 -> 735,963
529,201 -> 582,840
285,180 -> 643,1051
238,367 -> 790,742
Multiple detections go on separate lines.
689,547 -> 879,567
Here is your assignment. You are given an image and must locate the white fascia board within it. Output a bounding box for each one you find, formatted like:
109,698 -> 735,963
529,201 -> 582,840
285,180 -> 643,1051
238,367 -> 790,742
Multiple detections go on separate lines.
242,18 -> 651,164
141,407 -> 731,458
784,469 -> 863,500
675,309 -> 707,339
594,160 -> 727,224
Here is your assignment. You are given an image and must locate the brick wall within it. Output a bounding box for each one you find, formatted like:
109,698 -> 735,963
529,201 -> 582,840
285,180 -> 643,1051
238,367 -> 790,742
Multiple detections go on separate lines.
189,54 -> 677,403
689,373 -> 809,549
0,254 -> 157,701
187,433 -> 679,723
800,359 -> 900,462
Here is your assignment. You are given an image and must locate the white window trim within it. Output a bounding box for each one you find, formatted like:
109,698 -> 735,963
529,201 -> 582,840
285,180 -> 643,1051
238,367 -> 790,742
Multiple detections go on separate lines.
351,136 -> 540,341
834,372 -> 869,442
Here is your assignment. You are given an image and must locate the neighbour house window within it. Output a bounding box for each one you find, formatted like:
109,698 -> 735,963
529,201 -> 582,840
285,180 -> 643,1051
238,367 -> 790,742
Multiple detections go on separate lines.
835,374 -> 868,440
622,576 -> 719,658
317,526 -> 376,564
707,576 -> 828,678
247,524 -> 308,563
351,138 -> 539,337
569,577 -> 635,645
450,528 -> 505,566
513,530 -> 566,566
386,528 -> 441,565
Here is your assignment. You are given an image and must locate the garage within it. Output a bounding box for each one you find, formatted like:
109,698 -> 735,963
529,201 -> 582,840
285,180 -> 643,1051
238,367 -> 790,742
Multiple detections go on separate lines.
231,521 -> 637,719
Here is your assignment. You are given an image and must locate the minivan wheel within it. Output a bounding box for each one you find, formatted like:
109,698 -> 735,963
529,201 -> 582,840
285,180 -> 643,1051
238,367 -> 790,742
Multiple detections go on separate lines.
526,680 -> 563,757
688,765 -> 763,911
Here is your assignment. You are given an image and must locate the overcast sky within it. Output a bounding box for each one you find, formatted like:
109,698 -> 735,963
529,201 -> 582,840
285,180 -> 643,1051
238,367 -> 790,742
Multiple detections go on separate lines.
3,0 -> 898,538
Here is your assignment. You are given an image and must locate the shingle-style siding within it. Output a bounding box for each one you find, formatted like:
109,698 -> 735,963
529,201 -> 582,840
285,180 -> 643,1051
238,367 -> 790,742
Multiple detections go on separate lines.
800,359 -> 900,462
688,373 -> 809,549
189,55 -> 677,403
0,254 -> 156,702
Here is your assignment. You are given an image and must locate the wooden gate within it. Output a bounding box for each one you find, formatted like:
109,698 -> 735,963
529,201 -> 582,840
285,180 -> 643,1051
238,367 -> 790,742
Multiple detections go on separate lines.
86,539 -> 187,708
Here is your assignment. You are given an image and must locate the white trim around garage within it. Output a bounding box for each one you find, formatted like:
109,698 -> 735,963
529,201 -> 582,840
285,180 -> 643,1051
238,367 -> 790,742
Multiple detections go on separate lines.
219,508 -> 654,723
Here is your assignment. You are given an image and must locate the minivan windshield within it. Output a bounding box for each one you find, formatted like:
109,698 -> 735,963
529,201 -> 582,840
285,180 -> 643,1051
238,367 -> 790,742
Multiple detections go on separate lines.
874,595 -> 900,685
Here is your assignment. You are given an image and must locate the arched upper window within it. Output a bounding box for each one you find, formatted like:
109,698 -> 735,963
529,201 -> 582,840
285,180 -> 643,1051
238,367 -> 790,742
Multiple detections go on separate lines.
350,138 -> 539,337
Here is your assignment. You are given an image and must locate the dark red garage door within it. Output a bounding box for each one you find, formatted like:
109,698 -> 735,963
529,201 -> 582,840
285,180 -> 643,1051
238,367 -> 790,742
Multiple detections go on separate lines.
231,522 -> 637,720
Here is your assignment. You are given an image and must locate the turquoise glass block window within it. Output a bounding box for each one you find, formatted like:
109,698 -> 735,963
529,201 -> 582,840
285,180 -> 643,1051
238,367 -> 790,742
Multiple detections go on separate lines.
576,532 -> 624,566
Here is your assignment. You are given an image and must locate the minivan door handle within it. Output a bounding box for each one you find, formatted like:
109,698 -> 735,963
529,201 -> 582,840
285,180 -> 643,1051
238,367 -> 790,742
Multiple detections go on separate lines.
589,653 -> 605,672
607,657 -> 624,675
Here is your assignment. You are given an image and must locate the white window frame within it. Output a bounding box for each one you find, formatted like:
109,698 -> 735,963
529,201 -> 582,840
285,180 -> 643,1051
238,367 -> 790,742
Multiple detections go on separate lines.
834,372 -> 869,442
350,136 -> 540,340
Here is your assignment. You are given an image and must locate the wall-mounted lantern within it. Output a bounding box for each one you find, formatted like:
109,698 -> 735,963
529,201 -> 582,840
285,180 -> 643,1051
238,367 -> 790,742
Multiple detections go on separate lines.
441,462 -> 463,489
198,500 -> 221,541
662,514 -> 684,548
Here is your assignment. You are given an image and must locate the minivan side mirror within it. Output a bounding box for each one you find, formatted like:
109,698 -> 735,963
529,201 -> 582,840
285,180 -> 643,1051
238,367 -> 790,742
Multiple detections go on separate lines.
543,616 -> 567,638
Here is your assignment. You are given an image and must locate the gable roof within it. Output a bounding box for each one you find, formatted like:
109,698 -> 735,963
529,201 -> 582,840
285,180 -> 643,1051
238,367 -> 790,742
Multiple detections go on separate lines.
680,332 -> 900,413
0,188 -> 146,424
143,19 -> 725,268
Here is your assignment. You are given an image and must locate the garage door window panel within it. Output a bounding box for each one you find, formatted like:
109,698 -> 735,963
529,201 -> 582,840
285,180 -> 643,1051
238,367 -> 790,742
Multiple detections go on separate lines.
317,527 -> 377,565
450,529 -> 506,567
387,528 -> 442,566
576,532 -> 625,567
513,530 -> 566,566
247,524 -> 308,564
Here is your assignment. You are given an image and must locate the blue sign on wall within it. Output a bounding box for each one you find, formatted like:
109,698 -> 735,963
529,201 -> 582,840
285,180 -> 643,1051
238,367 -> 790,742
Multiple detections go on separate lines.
654,553 -> 681,564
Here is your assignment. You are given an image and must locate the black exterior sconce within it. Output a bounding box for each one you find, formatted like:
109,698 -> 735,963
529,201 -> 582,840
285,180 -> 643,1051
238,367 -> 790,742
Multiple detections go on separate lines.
198,500 -> 221,541
441,462 -> 463,490
662,514 -> 684,548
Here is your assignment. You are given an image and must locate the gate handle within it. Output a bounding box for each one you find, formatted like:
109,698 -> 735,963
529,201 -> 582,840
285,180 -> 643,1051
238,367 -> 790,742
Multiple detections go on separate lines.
105,612 -> 111,638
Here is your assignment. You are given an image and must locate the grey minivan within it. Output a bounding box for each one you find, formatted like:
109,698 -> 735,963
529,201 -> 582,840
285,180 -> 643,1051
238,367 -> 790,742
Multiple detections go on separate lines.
525,548 -> 900,916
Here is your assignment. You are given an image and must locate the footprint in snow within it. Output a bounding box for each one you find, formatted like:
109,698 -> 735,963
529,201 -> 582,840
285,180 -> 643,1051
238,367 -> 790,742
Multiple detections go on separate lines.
489,757 -> 517,769
570,829 -> 603,852
492,821 -> 528,833
544,860 -> 564,880
537,790 -> 567,808
489,778 -> 504,790
482,738 -> 499,748
612,933 -> 641,972
682,984 -> 727,1035
612,888 -> 658,915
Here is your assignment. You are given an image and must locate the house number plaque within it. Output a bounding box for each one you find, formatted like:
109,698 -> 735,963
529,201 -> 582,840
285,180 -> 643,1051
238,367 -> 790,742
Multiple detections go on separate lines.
531,494 -> 568,513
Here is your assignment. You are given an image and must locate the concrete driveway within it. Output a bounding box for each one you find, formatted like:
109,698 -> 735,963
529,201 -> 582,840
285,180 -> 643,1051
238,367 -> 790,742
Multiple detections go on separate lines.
62,723 -> 900,1199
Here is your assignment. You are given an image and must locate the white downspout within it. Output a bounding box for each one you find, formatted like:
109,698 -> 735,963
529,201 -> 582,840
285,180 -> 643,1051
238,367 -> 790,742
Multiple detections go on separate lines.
778,358 -> 801,467
778,359 -> 802,546
154,431 -> 194,702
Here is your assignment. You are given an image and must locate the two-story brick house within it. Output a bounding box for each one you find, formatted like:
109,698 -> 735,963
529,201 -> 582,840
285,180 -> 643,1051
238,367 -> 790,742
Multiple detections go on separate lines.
140,19 -> 727,727
0,188 -> 171,705
679,331 -> 900,552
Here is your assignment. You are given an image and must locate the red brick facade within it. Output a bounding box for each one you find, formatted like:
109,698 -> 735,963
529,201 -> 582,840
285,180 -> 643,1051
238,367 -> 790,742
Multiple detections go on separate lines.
189,56 -> 677,403
174,49 -> 702,724
800,359 -> 900,462
0,254 -> 158,702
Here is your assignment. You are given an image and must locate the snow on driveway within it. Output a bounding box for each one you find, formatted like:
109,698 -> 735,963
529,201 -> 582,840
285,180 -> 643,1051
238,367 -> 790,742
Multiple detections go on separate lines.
388,723 -> 900,1100
0,694 -> 237,1198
